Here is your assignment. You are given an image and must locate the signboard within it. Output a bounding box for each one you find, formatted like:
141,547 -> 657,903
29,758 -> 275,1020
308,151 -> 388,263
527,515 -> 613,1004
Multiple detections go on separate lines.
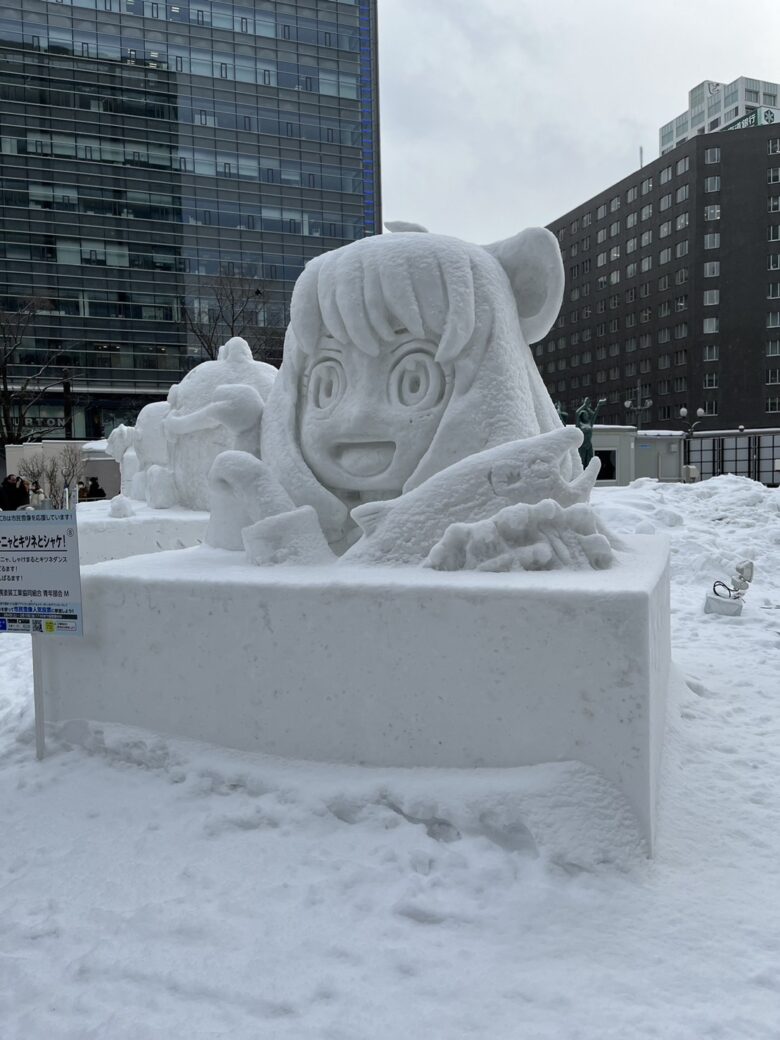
724,106 -> 780,132
0,510 -> 83,636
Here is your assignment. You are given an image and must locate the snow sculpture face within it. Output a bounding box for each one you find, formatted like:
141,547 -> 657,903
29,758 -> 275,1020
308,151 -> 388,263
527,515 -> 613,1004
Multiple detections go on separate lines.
299,330 -> 450,494
260,225 -> 573,545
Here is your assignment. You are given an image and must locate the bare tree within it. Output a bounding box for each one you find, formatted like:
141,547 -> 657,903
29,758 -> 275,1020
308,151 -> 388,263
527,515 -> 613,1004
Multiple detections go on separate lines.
19,445 -> 84,509
0,296 -> 69,450
181,273 -> 284,363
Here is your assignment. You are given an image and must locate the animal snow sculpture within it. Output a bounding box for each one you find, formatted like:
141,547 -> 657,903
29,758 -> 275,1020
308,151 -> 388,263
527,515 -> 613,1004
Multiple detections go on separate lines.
128,400 -> 170,505
206,226 -> 612,570
159,337 -> 277,510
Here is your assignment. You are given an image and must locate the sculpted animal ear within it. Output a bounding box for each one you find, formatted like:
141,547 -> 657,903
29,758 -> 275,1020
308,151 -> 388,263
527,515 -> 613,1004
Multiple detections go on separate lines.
483,227 -> 564,345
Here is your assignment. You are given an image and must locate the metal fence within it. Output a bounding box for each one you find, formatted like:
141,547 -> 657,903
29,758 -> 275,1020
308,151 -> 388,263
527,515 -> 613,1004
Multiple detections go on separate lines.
688,428 -> 780,486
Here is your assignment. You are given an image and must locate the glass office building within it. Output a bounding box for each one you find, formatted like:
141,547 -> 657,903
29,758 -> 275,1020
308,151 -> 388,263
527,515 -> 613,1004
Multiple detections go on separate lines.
0,0 -> 380,437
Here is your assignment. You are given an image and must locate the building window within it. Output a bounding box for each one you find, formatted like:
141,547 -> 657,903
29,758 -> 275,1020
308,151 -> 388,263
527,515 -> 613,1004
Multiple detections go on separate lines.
703,400 -> 718,415
768,140 -> 780,155
703,372 -> 719,389
597,204 -> 607,220
659,248 -> 672,264
704,205 -> 721,221
675,240 -> 689,258
640,204 -> 653,221
704,261 -> 720,277
770,197 -> 780,213
703,317 -> 720,333
626,186 -> 638,202
675,294 -> 688,311
674,323 -> 689,339
703,289 -> 720,305
640,256 -> 652,272
768,312 -> 780,328
639,334 -> 652,349
658,353 -> 671,369
767,340 -> 780,356
673,376 -> 688,393
597,228 -> 607,244
676,212 -> 689,230
703,233 -> 720,249
703,344 -> 719,361
675,267 -> 689,285
610,195 -> 620,212
657,275 -> 670,290
659,166 -> 672,184
704,147 -> 721,164
641,230 -> 652,246
626,212 -> 638,228
675,185 -> 689,203
660,220 -> 672,238
657,379 -> 670,396
660,194 -> 672,211
767,398 -> 780,413
657,328 -> 671,343
626,262 -> 637,278
766,369 -> 780,384
640,308 -> 652,323
676,157 -> 690,174
610,221 -> 620,237
768,168 -> 780,184
583,212 -> 592,227
641,177 -> 653,195
704,176 -> 721,192
597,252 -> 607,267
769,226 -> 780,241
658,301 -> 671,317
769,283 -> 780,299
626,337 -> 637,352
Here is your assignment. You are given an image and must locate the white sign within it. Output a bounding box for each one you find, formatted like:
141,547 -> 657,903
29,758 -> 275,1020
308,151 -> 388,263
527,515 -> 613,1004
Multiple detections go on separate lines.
0,510 -> 83,636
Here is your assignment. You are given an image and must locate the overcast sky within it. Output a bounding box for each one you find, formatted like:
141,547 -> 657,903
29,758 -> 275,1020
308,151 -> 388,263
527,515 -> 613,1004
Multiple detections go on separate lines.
378,0 -> 777,242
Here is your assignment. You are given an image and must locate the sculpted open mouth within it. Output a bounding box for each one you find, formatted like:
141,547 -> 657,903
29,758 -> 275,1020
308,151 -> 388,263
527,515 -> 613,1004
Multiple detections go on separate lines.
332,441 -> 396,477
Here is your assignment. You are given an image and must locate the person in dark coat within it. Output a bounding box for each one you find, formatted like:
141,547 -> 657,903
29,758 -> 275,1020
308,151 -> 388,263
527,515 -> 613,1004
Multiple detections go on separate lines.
87,476 -> 106,500
0,475 -> 28,510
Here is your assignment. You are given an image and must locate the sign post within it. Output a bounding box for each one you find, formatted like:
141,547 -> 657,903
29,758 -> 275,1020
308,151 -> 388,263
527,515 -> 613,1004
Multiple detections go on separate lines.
0,508 -> 83,758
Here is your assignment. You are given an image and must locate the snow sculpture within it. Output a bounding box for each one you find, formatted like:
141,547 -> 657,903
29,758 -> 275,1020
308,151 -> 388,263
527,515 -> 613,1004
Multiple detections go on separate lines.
160,337 -> 277,510
206,227 -> 612,570
105,423 -> 138,496
114,338 -> 277,512
129,401 -> 170,506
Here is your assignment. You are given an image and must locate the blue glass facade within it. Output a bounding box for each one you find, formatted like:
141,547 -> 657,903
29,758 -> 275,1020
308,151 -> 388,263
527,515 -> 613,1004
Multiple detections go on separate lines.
0,0 -> 380,436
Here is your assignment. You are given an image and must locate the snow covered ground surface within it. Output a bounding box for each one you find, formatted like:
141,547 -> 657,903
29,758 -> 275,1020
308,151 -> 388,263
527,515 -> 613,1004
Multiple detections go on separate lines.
1,475 -> 779,1039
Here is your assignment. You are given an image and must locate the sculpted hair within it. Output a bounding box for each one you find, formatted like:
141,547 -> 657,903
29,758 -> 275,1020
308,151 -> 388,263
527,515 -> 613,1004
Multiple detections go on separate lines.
287,232 -> 498,370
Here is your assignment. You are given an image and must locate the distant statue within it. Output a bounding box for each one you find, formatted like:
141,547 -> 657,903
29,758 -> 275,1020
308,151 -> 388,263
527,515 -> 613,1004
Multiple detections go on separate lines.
575,397 -> 605,468
554,400 -> 568,425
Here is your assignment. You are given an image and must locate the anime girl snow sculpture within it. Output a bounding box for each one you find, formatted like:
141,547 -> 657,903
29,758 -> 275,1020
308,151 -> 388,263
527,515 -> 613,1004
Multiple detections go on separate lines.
206,226 -> 612,570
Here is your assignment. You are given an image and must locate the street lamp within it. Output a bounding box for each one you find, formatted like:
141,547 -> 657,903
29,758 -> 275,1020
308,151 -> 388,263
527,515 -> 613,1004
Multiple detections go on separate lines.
623,380 -> 653,430
679,406 -> 705,465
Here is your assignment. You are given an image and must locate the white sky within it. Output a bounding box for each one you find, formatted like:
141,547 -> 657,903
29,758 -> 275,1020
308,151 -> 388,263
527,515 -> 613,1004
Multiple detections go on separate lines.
377,0 -> 778,242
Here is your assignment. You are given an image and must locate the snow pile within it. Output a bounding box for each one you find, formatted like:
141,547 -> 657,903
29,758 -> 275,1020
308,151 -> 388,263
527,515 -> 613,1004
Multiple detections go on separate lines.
1,476 -> 780,1038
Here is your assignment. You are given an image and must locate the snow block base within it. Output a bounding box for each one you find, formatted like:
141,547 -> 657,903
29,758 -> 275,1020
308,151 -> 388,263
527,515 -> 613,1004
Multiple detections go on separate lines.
39,536 -> 670,849
76,501 -> 208,564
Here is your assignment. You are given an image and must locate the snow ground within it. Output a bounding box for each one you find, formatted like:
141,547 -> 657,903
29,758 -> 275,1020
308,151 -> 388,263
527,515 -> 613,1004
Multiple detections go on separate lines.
2,475 -> 779,1039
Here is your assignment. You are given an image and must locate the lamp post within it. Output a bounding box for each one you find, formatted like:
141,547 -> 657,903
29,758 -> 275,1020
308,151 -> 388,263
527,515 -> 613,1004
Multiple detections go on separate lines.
623,380 -> 653,430
679,406 -> 705,465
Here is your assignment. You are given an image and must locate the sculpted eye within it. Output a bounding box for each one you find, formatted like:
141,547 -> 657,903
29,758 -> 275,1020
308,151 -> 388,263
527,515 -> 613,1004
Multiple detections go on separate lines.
308,358 -> 345,410
388,351 -> 445,409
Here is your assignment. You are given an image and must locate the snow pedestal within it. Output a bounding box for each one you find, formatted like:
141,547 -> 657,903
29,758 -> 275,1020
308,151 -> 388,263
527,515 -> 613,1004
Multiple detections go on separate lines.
75,502 -> 209,565
39,534 -> 670,849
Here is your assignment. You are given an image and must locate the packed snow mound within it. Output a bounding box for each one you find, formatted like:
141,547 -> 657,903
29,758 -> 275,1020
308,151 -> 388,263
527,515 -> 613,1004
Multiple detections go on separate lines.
593,475 -> 780,582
